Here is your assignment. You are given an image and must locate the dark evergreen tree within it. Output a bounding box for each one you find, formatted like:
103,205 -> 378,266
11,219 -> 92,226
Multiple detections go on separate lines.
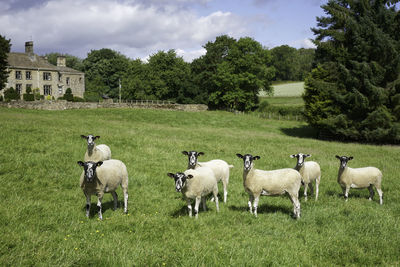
304,0 -> 400,143
0,35 -> 11,91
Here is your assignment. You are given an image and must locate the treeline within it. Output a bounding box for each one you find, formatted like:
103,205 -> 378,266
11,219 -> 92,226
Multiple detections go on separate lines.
44,35 -> 314,111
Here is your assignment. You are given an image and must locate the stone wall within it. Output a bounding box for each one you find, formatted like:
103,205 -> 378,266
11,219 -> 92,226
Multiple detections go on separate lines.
0,100 -> 208,112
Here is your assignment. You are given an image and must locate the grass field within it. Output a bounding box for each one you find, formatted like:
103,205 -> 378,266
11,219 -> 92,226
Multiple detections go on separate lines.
259,81 -> 304,97
1,107 -> 399,266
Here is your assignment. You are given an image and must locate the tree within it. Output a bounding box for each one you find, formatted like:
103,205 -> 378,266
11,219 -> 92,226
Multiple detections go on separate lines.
270,45 -> 298,81
304,0 -> 400,143
83,48 -> 130,99
192,35 -> 275,111
0,35 -> 11,91
4,87 -> 19,101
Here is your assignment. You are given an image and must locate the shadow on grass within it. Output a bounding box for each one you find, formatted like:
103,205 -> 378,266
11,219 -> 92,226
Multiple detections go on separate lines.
280,125 -> 319,139
229,203 -> 291,216
82,200 -> 124,219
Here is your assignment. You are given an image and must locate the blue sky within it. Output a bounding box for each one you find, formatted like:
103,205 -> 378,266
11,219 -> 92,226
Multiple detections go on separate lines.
0,0 -> 327,61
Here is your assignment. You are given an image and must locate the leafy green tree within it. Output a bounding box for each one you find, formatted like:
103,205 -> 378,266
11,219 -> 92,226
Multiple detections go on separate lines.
0,35 -> 11,91
83,48 -> 130,99
192,35 -> 274,111
270,45 -> 298,81
304,0 -> 400,143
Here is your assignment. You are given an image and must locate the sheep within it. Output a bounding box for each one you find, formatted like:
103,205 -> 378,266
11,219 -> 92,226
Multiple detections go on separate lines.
181,151 -> 233,203
167,166 -> 219,218
81,134 -> 111,162
335,155 -> 383,205
236,153 -> 302,218
290,153 -> 321,201
77,159 -> 129,220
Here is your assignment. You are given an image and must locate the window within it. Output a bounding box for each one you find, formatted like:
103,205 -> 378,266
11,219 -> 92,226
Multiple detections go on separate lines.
44,85 -> 52,96
16,84 -> 22,95
58,73 -> 62,82
15,71 -> 22,80
26,84 -> 32,93
79,77 -> 82,83
43,72 -> 51,81
26,71 -> 32,80
66,77 -> 70,85
58,86 -> 63,95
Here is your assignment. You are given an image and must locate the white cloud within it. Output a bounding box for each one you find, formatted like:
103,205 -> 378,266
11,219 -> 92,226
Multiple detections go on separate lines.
289,38 -> 316,49
0,0 -> 246,61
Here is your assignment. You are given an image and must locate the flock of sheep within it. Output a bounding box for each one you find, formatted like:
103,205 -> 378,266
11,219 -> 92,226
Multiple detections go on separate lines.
77,134 -> 384,220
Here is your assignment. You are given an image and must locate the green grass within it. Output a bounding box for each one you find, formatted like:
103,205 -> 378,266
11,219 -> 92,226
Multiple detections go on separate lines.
259,96 -> 304,107
0,107 -> 399,266
259,81 -> 305,97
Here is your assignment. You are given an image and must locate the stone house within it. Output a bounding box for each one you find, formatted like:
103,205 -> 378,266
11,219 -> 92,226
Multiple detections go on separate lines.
3,41 -> 85,99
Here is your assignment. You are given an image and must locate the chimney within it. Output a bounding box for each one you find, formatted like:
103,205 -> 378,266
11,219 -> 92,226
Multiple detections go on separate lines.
25,41 -> 33,54
57,56 -> 66,67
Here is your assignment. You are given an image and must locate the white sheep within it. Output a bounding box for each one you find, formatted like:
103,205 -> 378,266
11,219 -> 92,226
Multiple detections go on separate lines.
81,134 -> 111,162
182,151 -> 233,203
335,155 -> 383,204
236,153 -> 302,218
290,153 -> 321,201
167,166 -> 219,218
77,159 -> 129,220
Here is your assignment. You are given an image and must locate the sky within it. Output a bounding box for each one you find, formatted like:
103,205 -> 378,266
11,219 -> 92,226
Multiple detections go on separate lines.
0,0 -> 327,62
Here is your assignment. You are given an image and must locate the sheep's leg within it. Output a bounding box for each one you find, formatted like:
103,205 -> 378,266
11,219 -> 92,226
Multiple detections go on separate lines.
368,185 -> 375,201
186,199 -> 192,217
315,177 -> 320,201
344,186 -> 350,202
194,196 -> 201,219
123,187 -> 128,213
85,193 -> 91,218
223,179 -> 228,203
97,196 -> 103,220
213,186 -> 219,212
201,196 -> 207,211
303,183 -> 309,201
248,194 -> 254,214
111,191 -> 118,210
288,193 -> 301,219
376,188 -> 383,205
253,195 -> 260,217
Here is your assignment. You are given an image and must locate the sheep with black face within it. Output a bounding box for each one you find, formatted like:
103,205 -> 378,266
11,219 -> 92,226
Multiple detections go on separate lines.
236,153 -> 302,218
335,155 -> 383,204
290,153 -> 321,201
167,166 -> 219,218
78,159 -> 128,220
81,134 -> 111,162
182,151 -> 233,203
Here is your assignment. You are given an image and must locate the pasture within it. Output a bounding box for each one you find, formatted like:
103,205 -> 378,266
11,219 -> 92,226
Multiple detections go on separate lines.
0,107 -> 399,266
259,81 -> 304,97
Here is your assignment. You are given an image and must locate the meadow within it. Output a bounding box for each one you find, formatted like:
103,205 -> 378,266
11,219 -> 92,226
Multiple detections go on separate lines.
0,107 -> 399,266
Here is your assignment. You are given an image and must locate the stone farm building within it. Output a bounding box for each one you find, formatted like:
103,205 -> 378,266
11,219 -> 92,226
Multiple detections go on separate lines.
3,41 -> 84,99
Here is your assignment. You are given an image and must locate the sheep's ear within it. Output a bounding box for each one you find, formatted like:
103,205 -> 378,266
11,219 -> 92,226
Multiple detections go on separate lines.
96,161 -> 103,167
290,154 -> 296,158
77,161 -> 85,167
167,173 -> 175,178
80,135 -> 87,139
254,156 -> 260,160
198,152 -> 204,156
236,154 -> 243,159
335,155 -> 341,159
187,174 -> 194,179
305,154 -> 311,158
349,156 -> 353,160
182,151 -> 188,156
95,136 -> 100,139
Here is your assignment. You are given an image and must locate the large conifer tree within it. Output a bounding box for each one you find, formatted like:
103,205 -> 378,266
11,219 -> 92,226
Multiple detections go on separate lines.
304,0 -> 400,143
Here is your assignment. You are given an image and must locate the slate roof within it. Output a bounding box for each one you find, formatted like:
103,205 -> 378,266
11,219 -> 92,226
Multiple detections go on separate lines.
7,52 -> 83,74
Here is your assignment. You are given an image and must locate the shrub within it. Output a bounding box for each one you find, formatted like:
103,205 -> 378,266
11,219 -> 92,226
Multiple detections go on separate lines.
23,93 -> 34,101
4,87 -> 20,101
73,96 -> 84,102
63,88 -> 74,102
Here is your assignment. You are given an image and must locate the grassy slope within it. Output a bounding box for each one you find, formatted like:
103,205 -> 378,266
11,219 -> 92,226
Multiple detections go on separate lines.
0,108 -> 399,266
